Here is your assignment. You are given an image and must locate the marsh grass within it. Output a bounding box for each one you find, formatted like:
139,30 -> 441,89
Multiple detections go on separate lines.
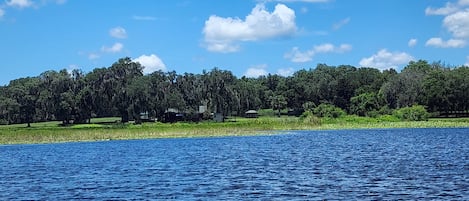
1,116 -> 468,145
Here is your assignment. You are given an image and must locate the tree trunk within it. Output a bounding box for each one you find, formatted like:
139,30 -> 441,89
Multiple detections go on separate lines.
121,112 -> 129,123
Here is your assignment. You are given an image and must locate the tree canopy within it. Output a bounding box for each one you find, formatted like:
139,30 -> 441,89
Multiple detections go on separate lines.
1,57 -> 468,125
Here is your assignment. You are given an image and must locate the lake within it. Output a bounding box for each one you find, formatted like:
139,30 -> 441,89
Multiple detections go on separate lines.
1,128 -> 468,200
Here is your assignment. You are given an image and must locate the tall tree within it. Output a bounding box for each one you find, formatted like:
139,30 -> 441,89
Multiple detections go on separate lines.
8,77 -> 41,127
109,57 -> 144,123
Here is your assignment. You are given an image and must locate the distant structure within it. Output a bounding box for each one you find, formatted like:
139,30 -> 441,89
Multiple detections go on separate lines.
245,110 -> 259,118
164,108 -> 184,123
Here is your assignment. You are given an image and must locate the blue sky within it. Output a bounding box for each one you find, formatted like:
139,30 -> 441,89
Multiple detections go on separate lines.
1,0 -> 469,85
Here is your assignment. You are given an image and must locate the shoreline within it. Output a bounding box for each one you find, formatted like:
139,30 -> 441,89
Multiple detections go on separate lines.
1,117 -> 468,145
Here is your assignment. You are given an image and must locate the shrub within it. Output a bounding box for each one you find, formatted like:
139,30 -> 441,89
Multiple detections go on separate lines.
299,111 -> 321,125
0,119 -> 8,125
313,103 -> 346,118
393,105 -> 430,121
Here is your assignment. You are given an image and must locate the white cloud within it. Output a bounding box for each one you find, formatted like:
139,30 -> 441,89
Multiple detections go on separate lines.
332,17 -> 350,30
109,27 -> 127,39
465,55 -> 469,66
425,37 -> 466,48
134,54 -> 167,74
0,8 -> 4,18
203,3 -> 297,53
425,2 -> 459,15
244,64 -> 268,78
408,38 -> 417,47
359,49 -> 415,71
101,42 -> 124,53
6,0 -> 33,8
277,67 -> 294,77
285,47 -> 314,62
285,43 -> 352,63
443,10 -> 469,38
460,0 -> 469,6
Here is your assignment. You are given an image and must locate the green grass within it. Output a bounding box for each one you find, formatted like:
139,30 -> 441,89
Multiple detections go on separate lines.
0,116 -> 468,145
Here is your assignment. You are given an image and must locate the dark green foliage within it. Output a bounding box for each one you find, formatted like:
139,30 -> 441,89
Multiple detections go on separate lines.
350,92 -> 383,117
312,103 -> 346,118
299,111 -> 321,125
393,105 -> 430,121
0,58 -> 468,126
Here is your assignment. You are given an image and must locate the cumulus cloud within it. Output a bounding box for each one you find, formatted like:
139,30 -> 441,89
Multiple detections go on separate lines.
6,0 -> 33,8
244,64 -> 268,78
425,37 -> 466,48
285,43 -> 352,63
425,1 -> 469,49
277,67 -> 294,77
465,55 -> 469,66
109,27 -> 127,39
359,49 -> 414,71
101,42 -> 124,53
203,3 -> 297,53
134,54 -> 167,74
408,38 -> 417,47
443,10 -> 469,38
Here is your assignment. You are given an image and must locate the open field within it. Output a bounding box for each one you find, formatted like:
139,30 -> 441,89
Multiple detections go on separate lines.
1,116 -> 468,145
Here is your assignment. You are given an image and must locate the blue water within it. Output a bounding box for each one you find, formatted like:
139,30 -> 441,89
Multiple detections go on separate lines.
1,128 -> 468,200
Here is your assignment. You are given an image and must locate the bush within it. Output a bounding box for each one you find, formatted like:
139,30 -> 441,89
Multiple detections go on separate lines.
299,111 -> 321,125
393,105 -> 430,121
0,119 -> 8,125
313,103 -> 346,118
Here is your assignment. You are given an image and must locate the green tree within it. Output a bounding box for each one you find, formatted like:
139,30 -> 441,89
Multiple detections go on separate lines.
270,95 -> 287,117
313,103 -> 346,118
350,92 -> 383,117
109,57 -> 144,123
9,77 -> 41,127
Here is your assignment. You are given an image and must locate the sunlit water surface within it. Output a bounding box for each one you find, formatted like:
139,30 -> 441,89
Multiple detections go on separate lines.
1,128 -> 468,200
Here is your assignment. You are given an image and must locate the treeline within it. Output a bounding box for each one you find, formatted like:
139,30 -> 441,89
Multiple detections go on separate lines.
0,57 -> 468,126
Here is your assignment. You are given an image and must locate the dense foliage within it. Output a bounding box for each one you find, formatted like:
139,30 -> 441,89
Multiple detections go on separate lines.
0,58 -> 468,125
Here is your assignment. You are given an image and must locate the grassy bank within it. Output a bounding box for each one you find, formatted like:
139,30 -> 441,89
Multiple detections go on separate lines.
1,116 -> 468,145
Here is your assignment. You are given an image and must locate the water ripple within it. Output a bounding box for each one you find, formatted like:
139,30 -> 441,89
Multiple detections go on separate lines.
1,128 -> 468,200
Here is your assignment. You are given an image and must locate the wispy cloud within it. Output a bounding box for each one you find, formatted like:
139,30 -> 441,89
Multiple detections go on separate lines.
101,42 -> 124,53
277,67 -> 294,77
408,38 -> 418,47
285,43 -> 352,63
109,27 -> 127,39
133,15 -> 157,21
244,64 -> 268,78
332,17 -> 350,30
88,53 -> 100,60
6,0 -> 33,8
